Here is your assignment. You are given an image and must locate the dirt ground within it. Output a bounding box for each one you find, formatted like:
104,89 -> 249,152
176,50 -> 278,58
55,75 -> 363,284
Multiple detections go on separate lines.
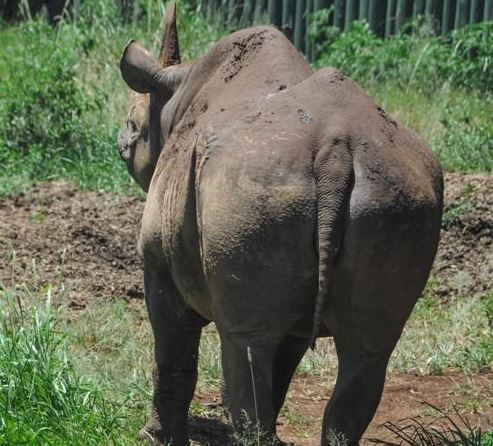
192,371 -> 493,445
0,172 -> 492,444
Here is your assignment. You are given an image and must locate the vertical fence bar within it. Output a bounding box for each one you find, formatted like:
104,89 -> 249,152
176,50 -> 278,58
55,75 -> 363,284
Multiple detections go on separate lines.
333,0 -> 342,27
485,0 -> 493,20
219,0 -> 228,23
294,0 -> 306,50
282,0 -> 295,39
268,0 -> 282,27
254,0 -> 267,23
455,0 -> 470,29
360,0 -> 369,20
424,0 -> 434,29
311,0 -> 330,60
413,0 -> 425,17
396,0 -> 412,32
314,0 -> 331,12
385,0 -> 397,36
241,0 -> 252,24
369,0 -> 385,35
345,0 -> 357,29
433,0 -> 444,31
442,0 -> 453,32
470,0 -> 481,23
306,0 -> 313,57
425,0 -> 433,16
228,0 -> 243,25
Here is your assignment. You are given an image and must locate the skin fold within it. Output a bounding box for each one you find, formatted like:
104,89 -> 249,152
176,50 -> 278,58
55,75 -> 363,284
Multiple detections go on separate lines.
117,3 -> 443,445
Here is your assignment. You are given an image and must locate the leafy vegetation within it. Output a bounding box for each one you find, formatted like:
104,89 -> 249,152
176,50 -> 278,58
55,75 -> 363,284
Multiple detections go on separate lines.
310,17 -> 493,172
0,0 -> 226,195
0,290 -> 143,445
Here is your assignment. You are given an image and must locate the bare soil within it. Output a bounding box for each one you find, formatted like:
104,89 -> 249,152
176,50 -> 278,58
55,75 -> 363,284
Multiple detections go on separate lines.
0,172 -> 492,444
192,371 -> 493,445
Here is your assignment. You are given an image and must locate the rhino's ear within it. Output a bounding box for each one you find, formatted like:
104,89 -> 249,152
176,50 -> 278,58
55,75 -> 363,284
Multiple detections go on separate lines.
120,40 -> 163,93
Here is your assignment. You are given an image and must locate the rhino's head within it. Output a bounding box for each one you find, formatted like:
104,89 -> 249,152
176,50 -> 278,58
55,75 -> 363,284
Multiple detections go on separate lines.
117,2 -> 188,191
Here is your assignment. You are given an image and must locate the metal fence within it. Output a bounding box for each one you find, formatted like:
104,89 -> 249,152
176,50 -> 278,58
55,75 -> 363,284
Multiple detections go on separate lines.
197,0 -> 493,56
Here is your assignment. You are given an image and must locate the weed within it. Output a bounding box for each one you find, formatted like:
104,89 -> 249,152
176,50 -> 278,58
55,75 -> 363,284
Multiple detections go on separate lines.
368,405 -> 493,445
325,429 -> 350,446
310,18 -> 493,95
0,289 -> 137,445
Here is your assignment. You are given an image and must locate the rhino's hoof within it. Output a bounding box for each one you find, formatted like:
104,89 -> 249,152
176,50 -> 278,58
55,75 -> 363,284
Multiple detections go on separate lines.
138,427 -> 163,445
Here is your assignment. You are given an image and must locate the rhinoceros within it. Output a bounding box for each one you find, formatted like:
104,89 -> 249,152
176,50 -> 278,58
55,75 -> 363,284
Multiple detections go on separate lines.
117,3 -> 443,445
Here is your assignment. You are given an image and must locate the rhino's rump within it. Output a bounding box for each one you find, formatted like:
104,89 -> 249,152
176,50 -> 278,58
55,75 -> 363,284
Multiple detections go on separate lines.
194,132 -> 319,333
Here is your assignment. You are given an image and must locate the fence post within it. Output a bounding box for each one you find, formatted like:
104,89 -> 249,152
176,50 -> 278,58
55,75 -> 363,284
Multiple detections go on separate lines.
470,0 -> 481,23
413,0 -> 425,17
396,0 -> 412,32
306,0 -> 313,57
228,0 -> 243,25
360,0 -> 369,20
425,0 -> 433,17
455,0 -> 470,29
314,0 -> 331,10
254,0 -> 267,22
369,0 -> 385,36
385,0 -> 397,36
294,0 -> 306,51
441,0 -> 454,33
333,0 -> 344,28
242,0 -> 255,24
268,0 -> 282,27
345,0 -> 357,29
485,0 -> 493,20
282,0 -> 295,39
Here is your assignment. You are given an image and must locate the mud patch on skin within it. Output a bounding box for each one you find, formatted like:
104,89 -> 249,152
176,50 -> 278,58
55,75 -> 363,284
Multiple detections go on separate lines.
222,29 -> 273,83
376,105 -> 398,128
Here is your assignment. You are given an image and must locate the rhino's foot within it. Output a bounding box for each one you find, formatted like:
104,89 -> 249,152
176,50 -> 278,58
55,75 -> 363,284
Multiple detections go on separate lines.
138,415 -> 190,446
273,435 -> 294,446
138,421 -> 164,445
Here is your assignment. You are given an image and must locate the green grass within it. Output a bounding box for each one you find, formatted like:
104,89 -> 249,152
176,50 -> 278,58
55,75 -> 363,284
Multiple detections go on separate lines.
0,289 -> 143,445
0,5 -> 492,444
0,0 -> 227,196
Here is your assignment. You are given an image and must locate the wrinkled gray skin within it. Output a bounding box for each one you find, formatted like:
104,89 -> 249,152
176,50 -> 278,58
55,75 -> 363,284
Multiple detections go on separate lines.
117,4 -> 443,445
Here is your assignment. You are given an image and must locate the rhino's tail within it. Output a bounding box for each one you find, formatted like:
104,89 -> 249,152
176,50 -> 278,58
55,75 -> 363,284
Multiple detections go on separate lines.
310,141 -> 353,349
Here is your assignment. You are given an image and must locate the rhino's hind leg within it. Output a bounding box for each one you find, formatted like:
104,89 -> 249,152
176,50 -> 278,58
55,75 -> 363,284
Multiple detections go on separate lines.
321,342 -> 392,446
219,331 -> 281,444
140,262 -> 205,446
272,335 -> 309,419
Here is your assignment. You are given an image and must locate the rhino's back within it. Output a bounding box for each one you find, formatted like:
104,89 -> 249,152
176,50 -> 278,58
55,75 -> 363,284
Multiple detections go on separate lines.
194,65 -> 443,282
